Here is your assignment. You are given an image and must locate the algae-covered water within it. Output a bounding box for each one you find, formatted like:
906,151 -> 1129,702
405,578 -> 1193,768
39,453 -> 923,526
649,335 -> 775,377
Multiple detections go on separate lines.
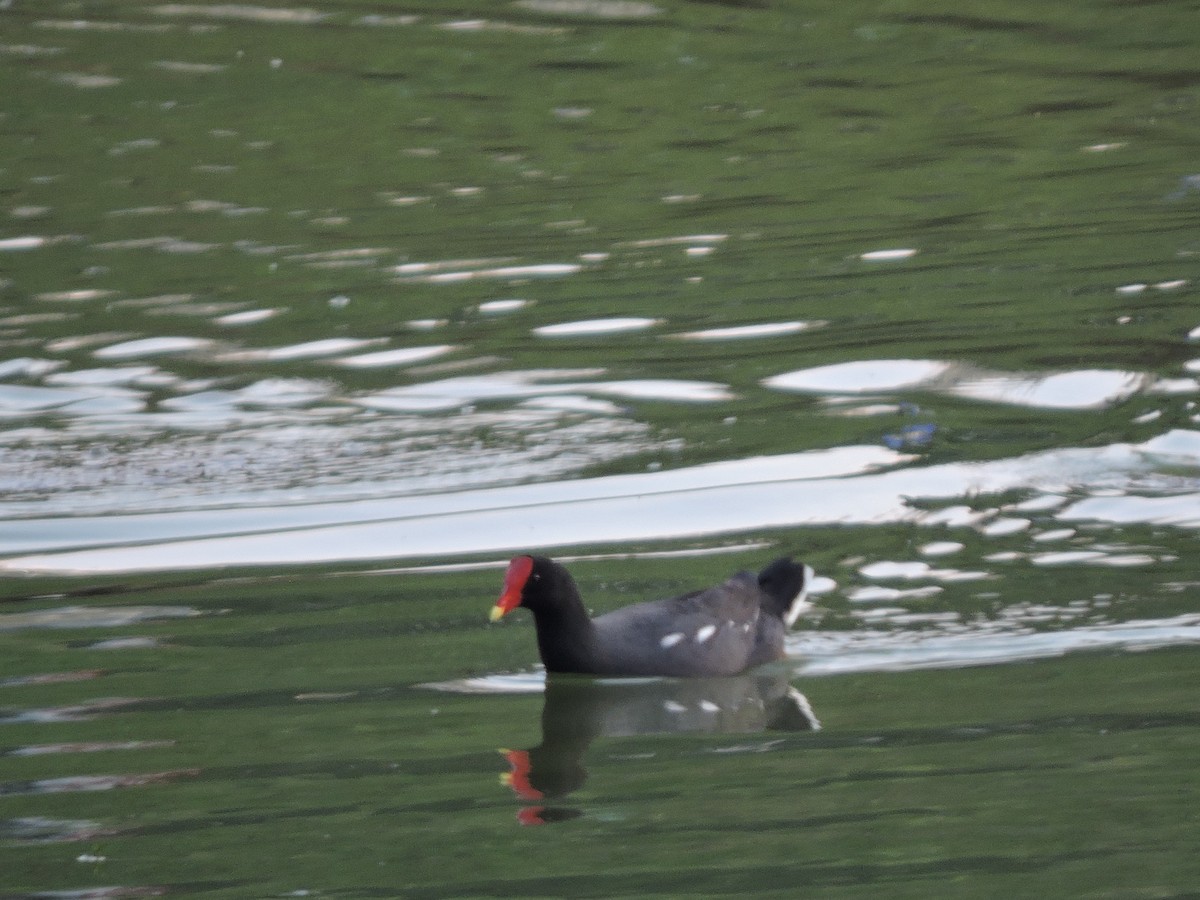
2,1 -> 1199,896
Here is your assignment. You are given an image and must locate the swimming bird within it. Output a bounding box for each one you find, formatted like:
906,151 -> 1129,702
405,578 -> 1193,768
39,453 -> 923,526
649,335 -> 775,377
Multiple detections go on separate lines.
489,555 -> 813,677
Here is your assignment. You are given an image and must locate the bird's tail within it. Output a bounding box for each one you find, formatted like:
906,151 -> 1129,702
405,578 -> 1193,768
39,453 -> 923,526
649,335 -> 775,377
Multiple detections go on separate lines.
757,557 -> 814,628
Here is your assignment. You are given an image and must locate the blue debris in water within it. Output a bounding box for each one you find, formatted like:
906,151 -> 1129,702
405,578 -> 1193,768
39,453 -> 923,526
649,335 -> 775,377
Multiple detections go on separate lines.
883,422 -> 937,450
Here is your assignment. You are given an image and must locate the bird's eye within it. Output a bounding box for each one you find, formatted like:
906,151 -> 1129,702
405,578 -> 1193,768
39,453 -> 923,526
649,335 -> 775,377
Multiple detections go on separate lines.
532,573 -> 541,581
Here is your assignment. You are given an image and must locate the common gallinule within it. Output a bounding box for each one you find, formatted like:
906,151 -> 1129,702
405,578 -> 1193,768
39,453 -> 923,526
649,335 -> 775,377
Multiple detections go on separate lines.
489,555 -> 813,677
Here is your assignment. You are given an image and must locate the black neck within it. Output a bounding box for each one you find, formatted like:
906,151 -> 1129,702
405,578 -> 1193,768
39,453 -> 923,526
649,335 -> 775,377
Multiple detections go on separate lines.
527,567 -> 597,674
532,598 -> 596,674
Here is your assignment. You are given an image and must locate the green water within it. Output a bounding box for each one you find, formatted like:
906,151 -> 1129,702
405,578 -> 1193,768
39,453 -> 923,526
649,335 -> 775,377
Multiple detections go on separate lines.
2,570 -> 1198,897
2,0 -> 1199,896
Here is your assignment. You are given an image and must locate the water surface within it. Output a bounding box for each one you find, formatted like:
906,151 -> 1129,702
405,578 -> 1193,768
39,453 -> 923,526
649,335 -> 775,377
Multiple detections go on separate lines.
2,1 -> 1199,896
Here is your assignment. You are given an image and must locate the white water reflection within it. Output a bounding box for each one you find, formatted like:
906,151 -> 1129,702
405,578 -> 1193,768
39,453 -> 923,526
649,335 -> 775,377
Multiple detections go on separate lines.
0,236 -> 50,250
1028,550 -> 1157,567
214,308 -> 280,326
2,432 -> 1195,574
673,321 -> 820,341
859,248 -> 919,261
791,613 -> 1200,676
397,262 -> 583,283
333,345 -> 456,368
221,337 -> 386,362
919,541 -> 964,557
1060,494 -> 1200,528
0,358 -> 64,378
513,0 -> 664,20
858,561 -> 990,582
45,366 -> 158,387
0,445 -> 906,559
0,816 -> 110,845
0,606 -> 201,631
764,360 -> 948,394
478,299 -> 529,314
534,317 -> 661,337
0,384 -> 136,415
93,337 -> 213,359
765,359 -> 1157,410
354,369 -> 730,412
951,369 -> 1147,410
149,4 -> 329,24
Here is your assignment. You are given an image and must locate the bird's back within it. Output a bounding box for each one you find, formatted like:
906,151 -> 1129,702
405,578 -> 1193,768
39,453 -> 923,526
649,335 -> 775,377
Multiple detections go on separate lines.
590,571 -> 772,677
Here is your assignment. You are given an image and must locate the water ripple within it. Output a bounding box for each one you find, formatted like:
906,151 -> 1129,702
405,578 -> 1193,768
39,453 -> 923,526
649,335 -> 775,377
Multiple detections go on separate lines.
793,613 -> 1200,676
765,359 -> 1153,410
2,432 -> 1195,573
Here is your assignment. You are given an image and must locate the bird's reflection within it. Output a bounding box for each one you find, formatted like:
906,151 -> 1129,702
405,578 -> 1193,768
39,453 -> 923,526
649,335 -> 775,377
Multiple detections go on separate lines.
501,670 -> 819,825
